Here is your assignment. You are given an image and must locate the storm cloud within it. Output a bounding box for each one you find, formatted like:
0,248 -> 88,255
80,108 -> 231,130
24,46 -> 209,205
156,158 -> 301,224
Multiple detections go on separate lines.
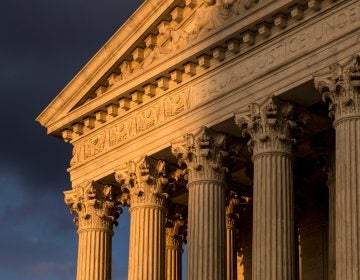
0,1 -> 141,279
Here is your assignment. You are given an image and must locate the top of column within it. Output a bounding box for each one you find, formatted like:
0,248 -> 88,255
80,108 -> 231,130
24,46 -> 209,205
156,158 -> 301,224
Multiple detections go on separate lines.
64,181 -> 122,232
115,156 -> 169,209
234,96 -> 302,156
314,55 -> 360,123
171,126 -> 229,184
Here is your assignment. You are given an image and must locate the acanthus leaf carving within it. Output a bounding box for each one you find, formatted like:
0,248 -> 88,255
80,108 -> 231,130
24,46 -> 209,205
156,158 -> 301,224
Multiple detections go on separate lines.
115,156 -> 169,208
234,96 -> 302,155
171,126 -> 229,183
165,205 -> 187,248
314,55 -> 360,121
64,181 -> 122,231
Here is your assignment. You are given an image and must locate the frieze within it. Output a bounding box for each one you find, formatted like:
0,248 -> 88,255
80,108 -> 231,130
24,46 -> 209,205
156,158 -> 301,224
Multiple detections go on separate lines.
70,89 -> 190,166
191,1 -> 360,107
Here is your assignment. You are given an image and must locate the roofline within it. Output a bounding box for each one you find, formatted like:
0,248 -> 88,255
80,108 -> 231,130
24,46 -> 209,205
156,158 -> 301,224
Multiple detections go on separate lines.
36,0 -> 170,128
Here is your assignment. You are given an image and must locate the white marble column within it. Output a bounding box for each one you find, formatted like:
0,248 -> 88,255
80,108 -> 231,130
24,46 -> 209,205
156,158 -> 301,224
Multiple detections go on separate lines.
235,97 -> 299,280
327,154 -> 336,280
165,215 -> 186,280
226,195 -> 240,280
172,127 -> 228,280
315,55 -> 360,280
64,182 -> 121,280
116,157 -> 168,280
236,202 -> 252,280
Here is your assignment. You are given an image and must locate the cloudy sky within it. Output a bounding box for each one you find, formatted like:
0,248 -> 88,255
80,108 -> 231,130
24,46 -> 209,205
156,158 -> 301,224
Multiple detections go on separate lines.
0,1 -> 144,279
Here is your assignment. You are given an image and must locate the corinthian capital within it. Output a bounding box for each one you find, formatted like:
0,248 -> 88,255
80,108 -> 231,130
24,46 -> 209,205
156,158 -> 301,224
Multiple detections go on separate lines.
314,55 -> 360,121
171,127 -> 229,183
166,206 -> 187,249
115,156 -> 169,208
234,96 -> 300,155
64,181 -> 121,231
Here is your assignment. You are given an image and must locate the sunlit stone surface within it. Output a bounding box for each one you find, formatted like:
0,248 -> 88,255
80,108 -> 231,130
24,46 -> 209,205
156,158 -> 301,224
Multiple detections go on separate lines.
38,0 -> 360,279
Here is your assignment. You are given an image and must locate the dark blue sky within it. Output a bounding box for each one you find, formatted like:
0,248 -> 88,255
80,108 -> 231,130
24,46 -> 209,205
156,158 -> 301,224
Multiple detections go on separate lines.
0,1 -> 142,279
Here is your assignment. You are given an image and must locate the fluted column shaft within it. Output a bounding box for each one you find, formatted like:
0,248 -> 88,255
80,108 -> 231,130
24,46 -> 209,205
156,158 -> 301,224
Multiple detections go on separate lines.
64,182 -> 120,280
235,97 -> 299,280
327,155 -> 335,280
128,205 -> 166,280
334,118 -> 360,279
252,152 -> 295,280
315,56 -> 360,279
77,229 -> 112,280
226,195 -> 241,280
188,180 -> 226,279
165,215 -> 185,280
226,220 -> 236,280
165,235 -> 183,280
172,128 -> 228,280
116,157 -> 168,280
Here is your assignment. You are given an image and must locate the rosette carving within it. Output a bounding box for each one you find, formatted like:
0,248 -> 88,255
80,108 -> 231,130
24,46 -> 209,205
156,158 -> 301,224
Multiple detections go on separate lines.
235,96 -> 301,155
64,181 -> 121,231
314,55 -> 360,121
171,127 -> 229,183
115,156 -> 169,208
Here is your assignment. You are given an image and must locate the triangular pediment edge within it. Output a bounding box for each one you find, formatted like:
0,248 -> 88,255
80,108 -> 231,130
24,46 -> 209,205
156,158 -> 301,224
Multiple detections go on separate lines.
36,0 -> 179,128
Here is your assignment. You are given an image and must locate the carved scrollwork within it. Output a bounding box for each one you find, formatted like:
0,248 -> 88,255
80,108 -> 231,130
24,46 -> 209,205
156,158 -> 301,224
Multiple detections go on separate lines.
64,181 -> 122,231
171,127 -> 229,183
115,156 -> 169,208
314,55 -> 360,121
234,96 -> 302,155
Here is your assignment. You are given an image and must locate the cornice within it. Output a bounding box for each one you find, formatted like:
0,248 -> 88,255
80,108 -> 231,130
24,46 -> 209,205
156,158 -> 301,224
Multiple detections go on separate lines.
39,0 -> 316,136
66,0 -> 360,172
36,0 -> 174,127
68,32 -> 360,185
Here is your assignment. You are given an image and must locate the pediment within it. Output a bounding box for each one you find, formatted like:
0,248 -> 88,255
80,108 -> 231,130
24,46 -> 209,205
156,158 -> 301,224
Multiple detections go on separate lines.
36,0 -> 264,135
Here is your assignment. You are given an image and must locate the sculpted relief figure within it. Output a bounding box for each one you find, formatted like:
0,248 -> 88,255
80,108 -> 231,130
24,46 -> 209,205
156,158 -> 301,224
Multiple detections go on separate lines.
189,0 -> 258,39
120,0 -> 259,77
143,23 -> 188,67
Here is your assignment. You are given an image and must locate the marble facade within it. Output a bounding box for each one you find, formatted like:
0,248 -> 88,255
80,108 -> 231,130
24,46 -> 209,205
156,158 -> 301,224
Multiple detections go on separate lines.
37,0 -> 360,279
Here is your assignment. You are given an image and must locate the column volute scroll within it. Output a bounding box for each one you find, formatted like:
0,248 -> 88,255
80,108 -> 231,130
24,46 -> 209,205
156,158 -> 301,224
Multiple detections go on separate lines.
114,156 -> 171,280
64,181 -> 122,233
235,96 -> 305,280
225,189 -> 252,280
171,126 -> 229,184
315,55 -> 360,122
171,126 -> 229,280
165,204 -> 187,280
234,96 -> 305,156
165,204 -> 187,249
64,181 -> 122,280
314,55 -> 360,280
115,156 -> 169,208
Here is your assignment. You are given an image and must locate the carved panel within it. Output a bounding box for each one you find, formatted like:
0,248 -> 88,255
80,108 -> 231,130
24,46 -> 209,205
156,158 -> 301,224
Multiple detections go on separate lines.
71,89 -> 190,166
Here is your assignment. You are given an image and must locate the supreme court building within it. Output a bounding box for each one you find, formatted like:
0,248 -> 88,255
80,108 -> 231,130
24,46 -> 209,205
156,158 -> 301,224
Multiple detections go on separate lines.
37,0 -> 360,279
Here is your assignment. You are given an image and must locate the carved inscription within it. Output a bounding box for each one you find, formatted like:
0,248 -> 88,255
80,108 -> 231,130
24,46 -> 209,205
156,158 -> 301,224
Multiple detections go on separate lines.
71,90 -> 190,166
192,2 -> 360,105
